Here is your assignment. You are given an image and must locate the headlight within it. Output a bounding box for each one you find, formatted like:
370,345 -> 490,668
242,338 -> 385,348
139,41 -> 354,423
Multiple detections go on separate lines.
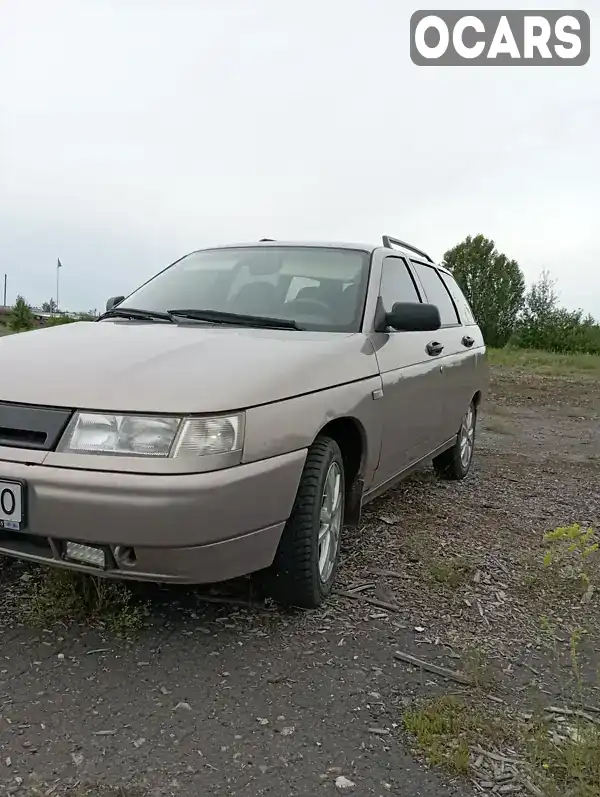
58,412 -> 243,458
171,416 -> 241,457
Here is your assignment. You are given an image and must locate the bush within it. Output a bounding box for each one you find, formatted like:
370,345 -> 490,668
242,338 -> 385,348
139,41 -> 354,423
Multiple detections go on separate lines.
514,310 -> 600,355
512,272 -> 600,355
46,315 -> 77,326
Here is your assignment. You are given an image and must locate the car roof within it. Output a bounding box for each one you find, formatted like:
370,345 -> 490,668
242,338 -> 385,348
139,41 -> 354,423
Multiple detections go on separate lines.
203,240 -> 449,273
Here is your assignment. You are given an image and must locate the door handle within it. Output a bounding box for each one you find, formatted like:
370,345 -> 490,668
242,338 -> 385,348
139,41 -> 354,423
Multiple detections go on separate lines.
426,341 -> 444,356
462,335 -> 475,348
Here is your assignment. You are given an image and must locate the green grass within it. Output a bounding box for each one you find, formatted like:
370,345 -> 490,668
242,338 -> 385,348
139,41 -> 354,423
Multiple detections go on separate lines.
488,347 -> 600,376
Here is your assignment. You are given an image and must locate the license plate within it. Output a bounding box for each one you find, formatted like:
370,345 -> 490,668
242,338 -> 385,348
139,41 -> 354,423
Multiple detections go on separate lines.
0,480 -> 25,531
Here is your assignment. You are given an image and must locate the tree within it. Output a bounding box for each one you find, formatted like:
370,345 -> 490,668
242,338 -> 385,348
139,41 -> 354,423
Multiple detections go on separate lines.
41,298 -> 58,313
9,296 -> 35,332
443,234 -> 525,348
522,270 -> 557,324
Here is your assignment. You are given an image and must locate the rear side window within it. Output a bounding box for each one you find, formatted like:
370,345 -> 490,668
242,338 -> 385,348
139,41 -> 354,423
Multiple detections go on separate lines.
379,257 -> 421,312
411,262 -> 460,326
439,271 -> 476,325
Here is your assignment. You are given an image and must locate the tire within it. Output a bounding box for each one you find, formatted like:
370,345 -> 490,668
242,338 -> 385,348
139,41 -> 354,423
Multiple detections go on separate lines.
264,436 -> 345,609
433,400 -> 477,480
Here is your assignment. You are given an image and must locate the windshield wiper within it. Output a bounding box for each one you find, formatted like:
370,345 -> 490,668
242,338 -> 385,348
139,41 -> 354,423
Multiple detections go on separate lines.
98,307 -> 175,323
168,309 -> 303,330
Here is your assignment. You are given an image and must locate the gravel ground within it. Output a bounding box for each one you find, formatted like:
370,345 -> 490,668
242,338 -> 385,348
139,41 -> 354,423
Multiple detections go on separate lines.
0,364 -> 598,796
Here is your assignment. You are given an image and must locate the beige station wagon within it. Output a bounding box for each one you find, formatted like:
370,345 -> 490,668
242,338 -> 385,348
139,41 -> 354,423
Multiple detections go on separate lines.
0,237 -> 488,607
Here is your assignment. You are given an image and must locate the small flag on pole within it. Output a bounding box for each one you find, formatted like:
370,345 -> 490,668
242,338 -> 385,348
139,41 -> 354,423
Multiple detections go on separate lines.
57,258 -> 62,268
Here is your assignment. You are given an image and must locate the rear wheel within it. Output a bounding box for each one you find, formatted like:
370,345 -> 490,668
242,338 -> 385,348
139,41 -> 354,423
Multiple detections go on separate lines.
264,436 -> 344,608
433,400 -> 477,480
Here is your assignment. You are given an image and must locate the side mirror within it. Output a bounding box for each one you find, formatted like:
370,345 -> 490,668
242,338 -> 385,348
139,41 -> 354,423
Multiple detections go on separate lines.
383,302 -> 441,332
106,295 -> 125,312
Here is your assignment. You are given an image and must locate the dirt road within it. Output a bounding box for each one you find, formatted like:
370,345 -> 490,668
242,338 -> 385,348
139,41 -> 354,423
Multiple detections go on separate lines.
1,360 -> 598,796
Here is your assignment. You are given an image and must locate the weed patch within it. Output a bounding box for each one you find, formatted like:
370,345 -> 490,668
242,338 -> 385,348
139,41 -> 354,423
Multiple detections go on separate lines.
484,417 -> 515,435
518,525 -> 599,608
404,695 -> 512,774
427,556 -> 474,589
543,524 -> 599,603
525,716 -> 600,797
461,647 -> 498,689
404,695 -> 600,796
18,568 -> 148,633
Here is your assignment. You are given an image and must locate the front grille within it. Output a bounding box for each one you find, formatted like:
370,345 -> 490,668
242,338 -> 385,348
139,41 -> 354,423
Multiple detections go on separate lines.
0,426 -> 47,447
0,402 -> 73,451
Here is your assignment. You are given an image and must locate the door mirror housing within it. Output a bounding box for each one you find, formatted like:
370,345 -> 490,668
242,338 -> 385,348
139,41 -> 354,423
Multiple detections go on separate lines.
382,301 -> 441,332
106,295 -> 125,312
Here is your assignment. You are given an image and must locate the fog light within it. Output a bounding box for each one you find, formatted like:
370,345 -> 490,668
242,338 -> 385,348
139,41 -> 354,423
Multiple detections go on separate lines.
114,545 -> 136,567
65,542 -> 106,568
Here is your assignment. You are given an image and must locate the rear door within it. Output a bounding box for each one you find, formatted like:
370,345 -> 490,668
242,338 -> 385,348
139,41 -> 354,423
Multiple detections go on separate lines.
438,268 -> 487,425
368,256 -> 445,488
410,261 -> 478,443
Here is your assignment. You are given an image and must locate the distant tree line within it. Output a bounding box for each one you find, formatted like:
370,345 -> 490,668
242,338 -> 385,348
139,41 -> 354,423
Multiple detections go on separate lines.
2,296 -> 97,333
444,234 -> 600,355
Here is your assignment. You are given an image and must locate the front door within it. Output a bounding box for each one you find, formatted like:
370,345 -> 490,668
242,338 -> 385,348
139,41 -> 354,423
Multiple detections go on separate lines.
368,256 -> 445,488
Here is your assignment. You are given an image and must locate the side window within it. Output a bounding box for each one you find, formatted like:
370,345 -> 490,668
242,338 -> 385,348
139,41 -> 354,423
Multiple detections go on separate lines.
439,272 -> 476,325
412,262 -> 460,326
379,257 -> 421,313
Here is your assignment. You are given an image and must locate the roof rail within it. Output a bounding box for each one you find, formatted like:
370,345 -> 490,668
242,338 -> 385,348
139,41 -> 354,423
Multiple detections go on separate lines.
382,235 -> 434,263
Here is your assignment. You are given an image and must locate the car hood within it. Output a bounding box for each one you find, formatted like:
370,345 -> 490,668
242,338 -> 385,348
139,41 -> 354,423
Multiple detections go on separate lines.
0,321 -> 379,413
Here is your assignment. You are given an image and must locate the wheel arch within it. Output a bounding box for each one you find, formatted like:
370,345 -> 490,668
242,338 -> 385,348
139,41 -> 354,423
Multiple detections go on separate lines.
315,416 -> 367,527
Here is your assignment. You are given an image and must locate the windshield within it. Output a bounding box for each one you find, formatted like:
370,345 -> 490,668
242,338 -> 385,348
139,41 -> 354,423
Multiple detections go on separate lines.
116,246 -> 371,332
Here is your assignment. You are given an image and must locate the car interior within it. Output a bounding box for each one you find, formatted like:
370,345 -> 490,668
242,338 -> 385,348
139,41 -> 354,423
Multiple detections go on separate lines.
228,278 -> 360,325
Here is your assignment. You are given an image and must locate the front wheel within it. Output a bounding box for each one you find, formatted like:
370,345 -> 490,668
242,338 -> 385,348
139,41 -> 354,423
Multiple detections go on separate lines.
264,436 -> 345,609
433,400 -> 477,480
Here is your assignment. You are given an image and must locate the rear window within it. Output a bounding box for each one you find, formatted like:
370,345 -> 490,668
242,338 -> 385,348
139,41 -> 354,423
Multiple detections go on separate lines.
411,262 -> 460,326
439,271 -> 476,325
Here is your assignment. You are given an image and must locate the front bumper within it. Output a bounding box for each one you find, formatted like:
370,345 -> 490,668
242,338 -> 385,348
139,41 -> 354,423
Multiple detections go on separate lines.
0,449 -> 307,583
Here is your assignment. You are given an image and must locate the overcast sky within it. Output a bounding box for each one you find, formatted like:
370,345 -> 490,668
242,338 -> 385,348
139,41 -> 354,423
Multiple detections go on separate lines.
1,0 -> 598,316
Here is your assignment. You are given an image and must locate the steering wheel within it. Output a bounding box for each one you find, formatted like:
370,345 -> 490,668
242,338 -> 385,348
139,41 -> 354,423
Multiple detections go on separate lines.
286,298 -> 331,315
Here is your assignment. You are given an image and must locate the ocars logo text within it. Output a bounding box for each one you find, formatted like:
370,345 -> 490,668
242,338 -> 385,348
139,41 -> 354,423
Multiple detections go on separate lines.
410,10 -> 590,65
